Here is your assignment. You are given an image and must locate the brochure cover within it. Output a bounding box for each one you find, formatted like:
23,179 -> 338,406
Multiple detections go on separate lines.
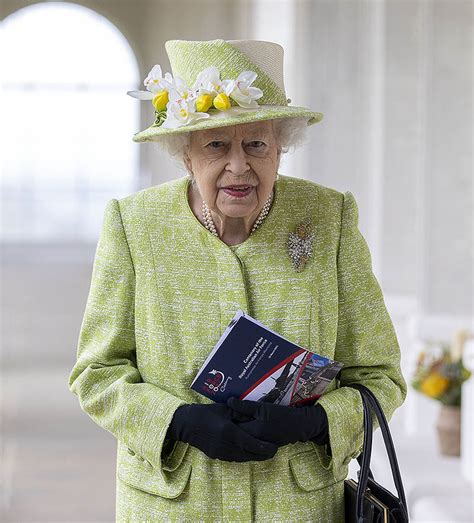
190,310 -> 343,406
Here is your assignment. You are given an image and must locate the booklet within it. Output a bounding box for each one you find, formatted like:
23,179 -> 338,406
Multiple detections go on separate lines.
190,310 -> 343,406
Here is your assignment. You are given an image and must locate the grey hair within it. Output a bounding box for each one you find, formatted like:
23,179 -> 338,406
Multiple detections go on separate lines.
153,116 -> 311,176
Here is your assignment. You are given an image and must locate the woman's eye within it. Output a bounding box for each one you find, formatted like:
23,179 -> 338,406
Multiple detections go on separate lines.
206,140 -> 266,150
207,141 -> 225,149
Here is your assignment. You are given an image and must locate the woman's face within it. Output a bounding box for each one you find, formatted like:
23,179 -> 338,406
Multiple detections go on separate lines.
184,120 -> 281,219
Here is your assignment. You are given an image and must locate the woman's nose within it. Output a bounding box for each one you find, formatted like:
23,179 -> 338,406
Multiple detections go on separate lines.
226,144 -> 251,175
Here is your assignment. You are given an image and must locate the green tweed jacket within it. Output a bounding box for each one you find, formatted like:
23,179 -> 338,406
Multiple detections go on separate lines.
68,173 -> 407,522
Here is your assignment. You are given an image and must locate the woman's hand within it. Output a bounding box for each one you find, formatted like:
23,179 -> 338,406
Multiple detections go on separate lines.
166,402 -> 279,462
226,397 -> 329,447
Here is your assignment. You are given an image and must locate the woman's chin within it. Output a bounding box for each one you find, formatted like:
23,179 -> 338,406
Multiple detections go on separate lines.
219,192 -> 257,210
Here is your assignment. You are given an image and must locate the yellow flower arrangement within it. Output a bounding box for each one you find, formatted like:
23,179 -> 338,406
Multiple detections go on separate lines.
411,333 -> 472,406
419,370 -> 450,398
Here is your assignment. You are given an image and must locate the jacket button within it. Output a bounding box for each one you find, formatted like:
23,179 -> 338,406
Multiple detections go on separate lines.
127,447 -> 136,456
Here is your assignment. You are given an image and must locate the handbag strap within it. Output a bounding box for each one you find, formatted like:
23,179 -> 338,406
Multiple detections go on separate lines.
355,388 -> 373,521
349,383 -> 409,520
356,450 -> 374,480
357,384 -> 409,516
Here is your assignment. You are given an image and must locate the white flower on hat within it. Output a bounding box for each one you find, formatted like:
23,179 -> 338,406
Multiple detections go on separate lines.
168,76 -> 198,103
193,66 -> 236,111
144,64 -> 173,93
162,97 -> 210,129
230,71 -> 264,109
193,66 -> 235,97
127,64 -> 174,111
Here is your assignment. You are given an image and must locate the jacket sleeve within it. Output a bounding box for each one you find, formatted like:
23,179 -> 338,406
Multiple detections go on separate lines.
68,198 -> 188,478
315,191 -> 407,479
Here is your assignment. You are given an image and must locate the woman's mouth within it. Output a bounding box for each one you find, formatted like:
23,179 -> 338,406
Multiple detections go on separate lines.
221,185 -> 254,198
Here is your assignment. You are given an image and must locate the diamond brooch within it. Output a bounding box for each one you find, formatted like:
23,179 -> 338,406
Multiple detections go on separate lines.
287,218 -> 315,272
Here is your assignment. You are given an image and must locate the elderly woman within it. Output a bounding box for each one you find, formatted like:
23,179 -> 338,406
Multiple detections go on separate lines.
68,39 -> 407,522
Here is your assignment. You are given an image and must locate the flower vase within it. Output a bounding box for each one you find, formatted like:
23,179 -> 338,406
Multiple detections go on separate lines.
436,404 -> 461,456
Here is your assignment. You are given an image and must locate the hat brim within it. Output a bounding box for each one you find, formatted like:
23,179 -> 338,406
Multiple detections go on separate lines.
131,104 -> 323,143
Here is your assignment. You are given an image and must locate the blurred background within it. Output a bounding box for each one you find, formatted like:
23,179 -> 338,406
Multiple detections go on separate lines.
0,0 -> 472,521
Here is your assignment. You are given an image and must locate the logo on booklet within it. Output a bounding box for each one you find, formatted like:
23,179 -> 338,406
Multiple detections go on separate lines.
204,369 -> 233,394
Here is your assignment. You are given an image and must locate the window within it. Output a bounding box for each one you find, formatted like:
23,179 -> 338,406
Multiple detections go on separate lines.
0,2 -> 140,241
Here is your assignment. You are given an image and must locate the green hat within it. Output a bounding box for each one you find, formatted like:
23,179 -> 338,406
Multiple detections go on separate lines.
127,38 -> 324,142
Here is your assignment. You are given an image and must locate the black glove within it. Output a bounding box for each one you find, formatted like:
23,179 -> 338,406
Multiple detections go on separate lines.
165,402 -> 279,462
226,397 -> 329,447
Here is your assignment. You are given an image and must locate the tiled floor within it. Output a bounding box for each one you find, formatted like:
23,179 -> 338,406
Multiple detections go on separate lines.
2,368 -> 115,522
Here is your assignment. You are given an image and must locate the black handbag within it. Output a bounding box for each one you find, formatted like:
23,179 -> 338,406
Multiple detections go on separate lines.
344,383 -> 409,522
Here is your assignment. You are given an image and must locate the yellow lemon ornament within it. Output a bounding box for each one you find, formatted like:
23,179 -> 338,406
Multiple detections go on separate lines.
152,90 -> 169,111
196,94 -> 213,112
213,93 -> 231,111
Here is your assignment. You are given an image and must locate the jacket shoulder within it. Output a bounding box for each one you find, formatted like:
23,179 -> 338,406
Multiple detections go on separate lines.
280,174 -> 345,213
